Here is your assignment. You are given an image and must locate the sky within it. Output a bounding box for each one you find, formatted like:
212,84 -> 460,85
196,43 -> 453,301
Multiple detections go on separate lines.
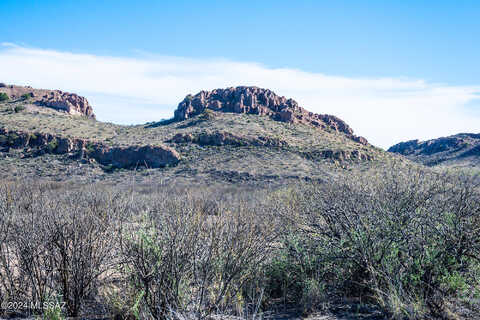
1,0 -> 479,149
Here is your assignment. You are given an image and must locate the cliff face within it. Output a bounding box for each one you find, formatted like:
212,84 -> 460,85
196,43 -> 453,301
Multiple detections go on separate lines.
0,83 -> 95,118
0,128 -> 180,169
174,86 -> 368,145
388,133 -> 480,167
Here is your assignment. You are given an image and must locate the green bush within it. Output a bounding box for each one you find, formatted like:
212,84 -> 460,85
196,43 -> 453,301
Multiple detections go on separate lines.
265,233 -> 327,311
21,93 -> 31,100
14,105 -> 25,113
0,92 -> 9,102
47,138 -> 58,152
7,133 -> 19,145
86,143 -> 96,154
199,108 -> 215,120
102,164 -> 115,172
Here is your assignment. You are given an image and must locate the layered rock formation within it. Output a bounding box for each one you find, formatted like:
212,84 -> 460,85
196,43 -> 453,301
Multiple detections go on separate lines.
0,84 -> 95,118
388,133 -> 480,167
169,130 -> 373,162
174,86 -> 368,145
0,128 -> 180,169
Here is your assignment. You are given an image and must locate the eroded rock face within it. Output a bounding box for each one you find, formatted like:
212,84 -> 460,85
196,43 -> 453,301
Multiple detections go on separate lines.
40,91 -> 94,118
0,84 -> 95,118
174,86 -> 368,145
0,128 -> 180,169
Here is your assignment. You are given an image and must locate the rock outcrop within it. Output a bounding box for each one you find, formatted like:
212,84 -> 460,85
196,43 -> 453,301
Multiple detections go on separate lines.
300,149 -> 373,162
0,128 -> 180,169
169,130 -> 373,162
168,131 -> 288,148
388,133 -> 480,167
39,90 -> 94,118
174,86 -> 368,145
0,84 -> 95,118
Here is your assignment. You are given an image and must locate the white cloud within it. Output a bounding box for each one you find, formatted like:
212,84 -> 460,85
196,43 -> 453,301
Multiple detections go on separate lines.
0,45 -> 478,149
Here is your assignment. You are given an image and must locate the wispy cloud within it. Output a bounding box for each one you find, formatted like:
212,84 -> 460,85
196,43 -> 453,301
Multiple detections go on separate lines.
0,44 -> 478,149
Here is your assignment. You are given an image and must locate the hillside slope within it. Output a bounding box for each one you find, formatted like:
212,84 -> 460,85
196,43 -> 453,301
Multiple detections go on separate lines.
388,133 -> 480,169
0,85 -> 398,185
0,83 -> 95,118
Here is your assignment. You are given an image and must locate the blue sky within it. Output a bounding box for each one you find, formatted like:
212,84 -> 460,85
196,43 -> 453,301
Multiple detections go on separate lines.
1,0 -> 479,148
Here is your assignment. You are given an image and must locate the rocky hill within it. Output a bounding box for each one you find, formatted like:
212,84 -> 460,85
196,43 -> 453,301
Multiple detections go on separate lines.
0,83 -> 95,118
388,133 -> 480,168
174,86 -> 368,145
0,84 -> 394,186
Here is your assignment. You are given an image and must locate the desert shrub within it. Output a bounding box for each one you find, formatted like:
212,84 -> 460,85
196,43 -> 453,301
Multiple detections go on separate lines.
43,190 -> 125,316
0,185 -> 16,311
43,301 -> 65,320
21,93 -> 31,100
275,165 -> 480,318
47,138 -> 58,152
14,105 -> 25,113
265,233 -> 327,311
102,164 -> 115,172
0,183 -> 128,317
7,133 -> 19,145
199,108 -> 215,120
0,183 -> 281,319
0,93 -> 9,102
0,184 -> 282,319
119,193 -> 279,319
0,184 -> 53,315
86,142 -> 96,154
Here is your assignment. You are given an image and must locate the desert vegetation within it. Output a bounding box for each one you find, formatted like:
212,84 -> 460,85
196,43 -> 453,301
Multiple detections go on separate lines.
0,164 -> 478,319
0,93 -> 9,102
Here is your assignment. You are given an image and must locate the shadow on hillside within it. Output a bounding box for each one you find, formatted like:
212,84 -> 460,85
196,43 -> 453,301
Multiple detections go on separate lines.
144,118 -> 176,128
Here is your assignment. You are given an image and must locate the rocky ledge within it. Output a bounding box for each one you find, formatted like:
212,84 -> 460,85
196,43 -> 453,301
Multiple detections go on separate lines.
169,130 -> 373,162
174,86 -> 368,145
0,83 -> 95,118
168,131 -> 288,147
0,128 -> 180,169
